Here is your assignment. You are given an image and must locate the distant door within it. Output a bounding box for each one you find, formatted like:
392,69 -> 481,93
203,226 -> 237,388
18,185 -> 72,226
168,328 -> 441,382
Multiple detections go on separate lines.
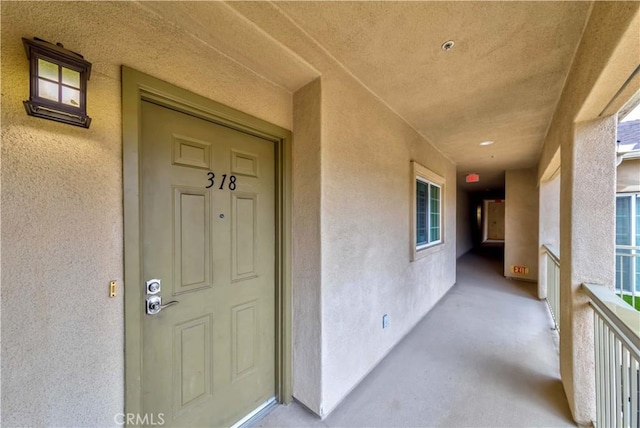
140,100 -> 275,427
484,200 -> 505,241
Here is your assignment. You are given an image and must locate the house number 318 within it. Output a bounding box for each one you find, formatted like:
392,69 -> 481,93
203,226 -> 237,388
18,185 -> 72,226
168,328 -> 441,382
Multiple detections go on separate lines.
206,172 -> 237,191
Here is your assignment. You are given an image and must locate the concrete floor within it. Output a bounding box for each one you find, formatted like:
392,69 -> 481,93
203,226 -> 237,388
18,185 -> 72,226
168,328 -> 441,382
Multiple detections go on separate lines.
253,250 -> 576,428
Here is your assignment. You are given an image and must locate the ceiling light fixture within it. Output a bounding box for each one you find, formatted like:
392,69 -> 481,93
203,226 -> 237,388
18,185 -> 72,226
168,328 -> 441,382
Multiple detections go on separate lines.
479,140 -> 494,146
441,40 -> 455,51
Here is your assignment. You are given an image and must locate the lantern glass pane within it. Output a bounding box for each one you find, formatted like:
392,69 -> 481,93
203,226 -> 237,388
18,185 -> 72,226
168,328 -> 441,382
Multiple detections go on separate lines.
37,58 -> 59,81
61,86 -> 80,107
61,67 -> 80,88
38,78 -> 59,102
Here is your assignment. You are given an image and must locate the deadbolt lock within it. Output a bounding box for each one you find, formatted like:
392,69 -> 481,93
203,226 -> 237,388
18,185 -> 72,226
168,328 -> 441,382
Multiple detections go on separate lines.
146,279 -> 161,295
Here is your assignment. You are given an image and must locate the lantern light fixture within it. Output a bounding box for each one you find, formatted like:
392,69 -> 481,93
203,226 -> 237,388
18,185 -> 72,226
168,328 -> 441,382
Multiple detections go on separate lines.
22,37 -> 92,128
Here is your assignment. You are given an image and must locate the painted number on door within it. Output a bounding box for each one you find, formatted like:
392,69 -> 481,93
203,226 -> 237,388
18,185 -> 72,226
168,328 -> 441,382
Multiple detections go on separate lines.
206,172 -> 237,191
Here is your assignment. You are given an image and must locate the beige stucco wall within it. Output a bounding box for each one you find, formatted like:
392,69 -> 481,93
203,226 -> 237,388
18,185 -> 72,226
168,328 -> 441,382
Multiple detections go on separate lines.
538,2 -> 640,180
291,78 -> 323,412
457,190 -> 473,258
2,1 -> 459,424
536,2 -> 640,423
1,2 -> 292,426
504,169 -> 539,281
617,158 -> 640,193
319,69 -> 456,415
561,116 -> 617,424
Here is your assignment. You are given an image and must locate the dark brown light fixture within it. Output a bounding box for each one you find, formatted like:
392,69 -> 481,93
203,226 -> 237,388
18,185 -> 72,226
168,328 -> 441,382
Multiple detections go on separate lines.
23,37 -> 92,128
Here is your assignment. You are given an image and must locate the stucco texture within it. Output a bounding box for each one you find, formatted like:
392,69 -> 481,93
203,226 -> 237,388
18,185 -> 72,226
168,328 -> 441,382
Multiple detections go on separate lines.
504,168 -> 539,281
535,3 -> 640,423
320,69 -> 456,415
2,0 -> 459,425
1,2 -> 291,426
560,116 -> 617,425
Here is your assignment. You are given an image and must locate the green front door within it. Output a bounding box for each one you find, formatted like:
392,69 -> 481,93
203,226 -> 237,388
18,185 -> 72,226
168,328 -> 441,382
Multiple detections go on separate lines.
140,99 -> 276,427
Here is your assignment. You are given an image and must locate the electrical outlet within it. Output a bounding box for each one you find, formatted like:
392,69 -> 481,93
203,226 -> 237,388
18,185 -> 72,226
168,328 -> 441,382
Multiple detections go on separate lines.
382,314 -> 389,329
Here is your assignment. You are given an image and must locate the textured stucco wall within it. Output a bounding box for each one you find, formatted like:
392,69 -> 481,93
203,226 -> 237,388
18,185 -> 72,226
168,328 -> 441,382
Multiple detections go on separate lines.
1,2 -> 292,426
504,169 -> 539,281
538,2 -> 640,181
320,68 -> 457,415
535,3 -> 640,423
560,116 -> 617,425
4,1 -> 458,424
457,190 -> 473,258
223,2 -> 458,416
291,78 -> 323,412
617,159 -> 640,193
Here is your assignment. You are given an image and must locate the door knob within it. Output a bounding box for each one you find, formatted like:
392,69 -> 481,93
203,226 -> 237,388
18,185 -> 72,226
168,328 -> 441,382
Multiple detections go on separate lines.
146,295 -> 179,315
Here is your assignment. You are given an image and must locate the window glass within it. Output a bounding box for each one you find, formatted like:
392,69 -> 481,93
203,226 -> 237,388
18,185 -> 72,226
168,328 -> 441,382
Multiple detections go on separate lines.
616,196 -> 632,245
61,67 -> 80,88
38,78 -> 59,102
61,86 -> 80,106
416,180 -> 428,246
38,58 -> 58,81
429,184 -> 441,242
636,196 -> 640,246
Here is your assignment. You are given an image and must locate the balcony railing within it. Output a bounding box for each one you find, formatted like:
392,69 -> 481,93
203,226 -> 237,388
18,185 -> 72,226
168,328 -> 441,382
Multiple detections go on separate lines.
542,244 -> 560,331
584,283 -> 640,428
616,245 -> 640,310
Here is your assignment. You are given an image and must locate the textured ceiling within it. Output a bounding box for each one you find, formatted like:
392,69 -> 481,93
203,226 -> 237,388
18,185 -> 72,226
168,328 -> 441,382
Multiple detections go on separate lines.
140,1 -> 593,191
269,1 -> 593,190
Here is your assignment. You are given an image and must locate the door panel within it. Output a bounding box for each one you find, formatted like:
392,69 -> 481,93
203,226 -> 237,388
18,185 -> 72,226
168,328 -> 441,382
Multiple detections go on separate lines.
141,100 -> 275,427
486,200 -> 505,241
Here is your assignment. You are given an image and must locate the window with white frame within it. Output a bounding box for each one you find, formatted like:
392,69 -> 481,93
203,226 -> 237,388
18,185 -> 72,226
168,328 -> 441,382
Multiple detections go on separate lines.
616,193 -> 640,293
412,161 -> 444,260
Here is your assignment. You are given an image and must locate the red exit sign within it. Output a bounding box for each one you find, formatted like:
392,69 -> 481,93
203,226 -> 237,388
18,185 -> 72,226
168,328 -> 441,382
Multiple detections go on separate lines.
466,173 -> 480,183
511,265 -> 529,275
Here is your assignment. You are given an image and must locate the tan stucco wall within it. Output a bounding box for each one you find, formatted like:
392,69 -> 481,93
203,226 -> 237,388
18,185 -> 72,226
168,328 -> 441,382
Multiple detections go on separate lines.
617,158 -> 640,193
2,1 -> 459,424
538,2 -> 640,180
1,2 -> 292,426
536,2 -> 640,423
292,78 -> 323,412
319,69 -> 456,415
561,116 -> 617,424
457,190 -> 473,258
504,169 -> 539,281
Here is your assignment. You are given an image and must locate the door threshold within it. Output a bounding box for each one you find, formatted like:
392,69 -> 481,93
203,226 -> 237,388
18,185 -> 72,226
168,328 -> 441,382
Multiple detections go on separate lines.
231,397 -> 277,428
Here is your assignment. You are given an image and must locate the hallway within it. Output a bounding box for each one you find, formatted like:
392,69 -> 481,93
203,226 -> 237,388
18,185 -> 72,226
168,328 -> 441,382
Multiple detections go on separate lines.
254,251 -> 575,427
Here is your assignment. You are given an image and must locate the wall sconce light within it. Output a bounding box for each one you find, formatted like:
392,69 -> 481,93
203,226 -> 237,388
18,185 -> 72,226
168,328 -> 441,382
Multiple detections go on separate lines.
22,37 -> 92,128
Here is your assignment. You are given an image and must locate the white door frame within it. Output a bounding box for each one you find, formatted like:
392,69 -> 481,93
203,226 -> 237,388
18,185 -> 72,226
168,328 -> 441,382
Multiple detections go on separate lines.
121,66 -> 292,419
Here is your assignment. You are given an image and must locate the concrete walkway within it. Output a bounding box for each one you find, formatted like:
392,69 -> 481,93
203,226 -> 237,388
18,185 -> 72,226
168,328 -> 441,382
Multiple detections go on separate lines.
254,250 -> 575,427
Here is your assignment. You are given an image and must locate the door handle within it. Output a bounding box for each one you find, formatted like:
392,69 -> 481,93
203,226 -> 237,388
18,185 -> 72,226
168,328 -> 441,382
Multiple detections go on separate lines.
146,295 -> 179,315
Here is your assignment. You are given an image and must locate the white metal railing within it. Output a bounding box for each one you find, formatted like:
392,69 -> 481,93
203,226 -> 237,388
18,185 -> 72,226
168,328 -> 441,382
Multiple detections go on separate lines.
616,245 -> 640,311
543,244 -> 560,331
584,283 -> 640,428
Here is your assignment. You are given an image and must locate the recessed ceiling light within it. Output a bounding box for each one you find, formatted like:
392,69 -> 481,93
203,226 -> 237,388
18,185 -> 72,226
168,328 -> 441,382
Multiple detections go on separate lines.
480,140 -> 494,146
441,40 -> 455,51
